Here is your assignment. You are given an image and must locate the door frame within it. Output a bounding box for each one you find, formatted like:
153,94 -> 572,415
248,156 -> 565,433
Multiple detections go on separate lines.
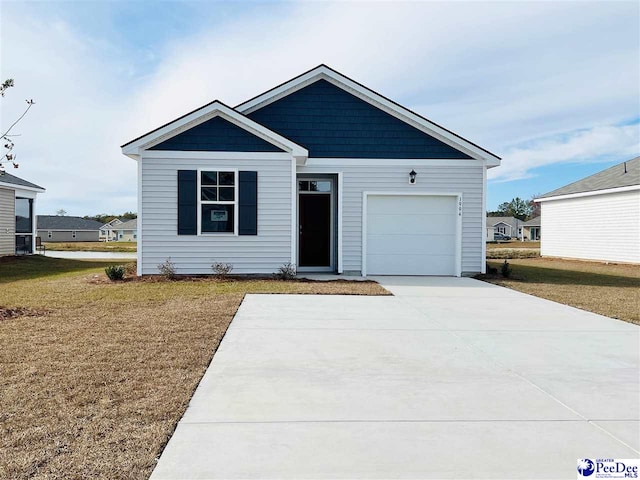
296,175 -> 339,273
361,191 -> 463,277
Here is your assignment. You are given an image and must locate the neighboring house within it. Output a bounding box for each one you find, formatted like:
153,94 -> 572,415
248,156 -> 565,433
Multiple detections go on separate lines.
485,226 -> 495,241
0,173 -> 45,255
521,216 -> 541,241
99,218 -> 124,241
486,216 -> 524,240
121,65 -> 501,276
37,216 -> 104,242
536,156 -> 639,263
115,218 -> 137,241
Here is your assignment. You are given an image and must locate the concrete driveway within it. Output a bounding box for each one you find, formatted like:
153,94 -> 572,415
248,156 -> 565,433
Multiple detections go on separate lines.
151,277 -> 639,479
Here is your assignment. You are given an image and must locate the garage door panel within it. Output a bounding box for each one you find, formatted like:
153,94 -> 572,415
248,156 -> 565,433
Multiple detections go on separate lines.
366,195 -> 458,276
367,254 -> 456,276
367,213 -> 457,235
368,234 -> 456,255
369,195 -> 457,215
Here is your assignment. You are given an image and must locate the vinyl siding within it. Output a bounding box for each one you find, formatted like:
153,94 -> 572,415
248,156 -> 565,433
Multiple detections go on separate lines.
540,190 -> 640,263
0,187 -> 15,256
298,162 -> 485,274
37,230 -> 100,242
140,155 -> 292,275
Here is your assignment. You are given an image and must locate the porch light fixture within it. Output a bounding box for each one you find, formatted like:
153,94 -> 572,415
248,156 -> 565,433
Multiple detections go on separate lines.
409,169 -> 417,184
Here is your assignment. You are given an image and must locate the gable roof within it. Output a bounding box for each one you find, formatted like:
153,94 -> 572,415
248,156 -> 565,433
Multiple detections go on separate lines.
121,101 -> 308,160
116,218 -> 137,230
538,156 -> 640,199
0,172 -> 45,192
37,215 -> 104,231
236,64 -> 501,165
486,216 -> 522,229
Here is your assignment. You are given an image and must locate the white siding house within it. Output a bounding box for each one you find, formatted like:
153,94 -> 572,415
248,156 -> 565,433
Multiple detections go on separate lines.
0,173 -> 45,255
122,65 -> 500,276
536,157 -> 639,264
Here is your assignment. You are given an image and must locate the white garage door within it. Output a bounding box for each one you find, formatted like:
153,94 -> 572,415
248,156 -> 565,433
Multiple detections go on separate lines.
365,195 -> 459,276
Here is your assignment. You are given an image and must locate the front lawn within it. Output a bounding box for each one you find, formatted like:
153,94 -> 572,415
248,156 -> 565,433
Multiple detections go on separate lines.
486,241 -> 540,250
43,241 -> 137,252
0,256 -> 388,479
483,258 -> 640,324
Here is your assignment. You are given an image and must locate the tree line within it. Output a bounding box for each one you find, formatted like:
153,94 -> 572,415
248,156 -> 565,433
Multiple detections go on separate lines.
488,195 -> 541,221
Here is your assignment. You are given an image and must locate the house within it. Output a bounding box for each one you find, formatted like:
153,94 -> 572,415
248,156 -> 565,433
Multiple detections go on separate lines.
115,218 -> 137,241
121,65 -> 501,276
485,225 -> 496,241
37,215 -> 104,242
99,218 -> 124,241
521,216 -> 541,241
535,157 -> 639,263
486,216 -> 523,240
0,172 -> 45,255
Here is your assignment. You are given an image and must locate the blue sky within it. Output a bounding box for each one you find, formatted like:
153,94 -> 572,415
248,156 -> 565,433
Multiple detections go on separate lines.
1,1 -> 638,215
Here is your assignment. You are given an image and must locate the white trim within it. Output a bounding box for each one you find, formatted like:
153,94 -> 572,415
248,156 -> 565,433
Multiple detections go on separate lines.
0,181 -> 45,193
304,158 -> 485,167
337,172 -> 343,274
361,191 -> 463,277
141,151 -> 291,161
535,184 -> 640,202
481,159 -> 487,274
196,168 -> 239,236
290,157 -> 297,266
236,66 -> 500,166
122,102 -> 308,161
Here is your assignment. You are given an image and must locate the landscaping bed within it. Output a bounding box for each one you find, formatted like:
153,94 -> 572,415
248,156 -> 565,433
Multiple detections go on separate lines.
0,256 -> 388,479
480,258 -> 640,324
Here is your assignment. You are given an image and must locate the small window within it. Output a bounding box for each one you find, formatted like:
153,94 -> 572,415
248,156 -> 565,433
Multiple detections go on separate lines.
47,231 -> 52,239
200,171 -> 235,234
72,231 -> 77,239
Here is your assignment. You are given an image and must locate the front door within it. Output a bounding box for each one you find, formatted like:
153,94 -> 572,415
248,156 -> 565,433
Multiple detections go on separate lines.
298,178 -> 334,270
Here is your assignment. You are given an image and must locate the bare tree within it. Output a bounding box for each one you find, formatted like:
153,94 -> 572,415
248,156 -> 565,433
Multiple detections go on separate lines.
56,209 -> 67,216
1,78 -> 35,174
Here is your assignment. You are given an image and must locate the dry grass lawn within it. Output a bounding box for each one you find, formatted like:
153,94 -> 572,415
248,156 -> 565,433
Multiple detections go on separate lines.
0,256 -> 388,479
44,241 -> 137,252
486,241 -> 540,250
483,258 -> 640,324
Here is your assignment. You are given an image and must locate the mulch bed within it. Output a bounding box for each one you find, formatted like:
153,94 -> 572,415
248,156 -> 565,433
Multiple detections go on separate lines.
0,306 -> 48,321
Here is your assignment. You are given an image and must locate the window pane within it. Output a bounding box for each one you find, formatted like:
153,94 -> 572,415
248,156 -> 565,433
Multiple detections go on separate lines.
201,204 -> 234,233
310,181 -> 331,192
219,187 -> 234,201
201,171 -> 217,185
201,187 -> 218,201
15,198 -> 32,233
219,171 -> 234,186
298,181 -> 309,191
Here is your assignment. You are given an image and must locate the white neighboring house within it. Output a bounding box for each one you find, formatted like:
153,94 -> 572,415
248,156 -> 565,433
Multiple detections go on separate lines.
535,156 -> 639,263
0,173 -> 45,255
115,218 -> 137,242
121,65 -> 501,276
100,218 -> 124,241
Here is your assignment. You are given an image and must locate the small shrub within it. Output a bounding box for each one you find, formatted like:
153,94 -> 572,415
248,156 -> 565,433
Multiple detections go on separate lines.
124,262 -> 137,276
500,259 -> 512,278
212,261 -> 233,279
105,265 -> 125,281
275,262 -> 296,280
486,263 -> 498,275
158,258 -> 177,279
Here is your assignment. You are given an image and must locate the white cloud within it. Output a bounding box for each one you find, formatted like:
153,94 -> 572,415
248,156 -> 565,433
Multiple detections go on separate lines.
1,1 -> 638,215
488,123 -> 640,182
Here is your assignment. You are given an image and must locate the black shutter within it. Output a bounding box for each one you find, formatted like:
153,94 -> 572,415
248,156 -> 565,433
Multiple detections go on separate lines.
177,170 -> 197,235
238,171 -> 258,235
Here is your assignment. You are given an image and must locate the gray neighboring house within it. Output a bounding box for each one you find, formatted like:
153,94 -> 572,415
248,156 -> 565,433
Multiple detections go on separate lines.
115,218 -> 137,242
37,216 -> 104,242
0,173 -> 45,255
486,216 -> 524,240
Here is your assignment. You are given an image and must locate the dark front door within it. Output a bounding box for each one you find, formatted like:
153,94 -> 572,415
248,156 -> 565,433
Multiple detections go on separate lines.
298,194 -> 331,267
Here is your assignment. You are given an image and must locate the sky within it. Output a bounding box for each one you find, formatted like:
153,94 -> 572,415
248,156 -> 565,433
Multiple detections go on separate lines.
1,0 -> 638,215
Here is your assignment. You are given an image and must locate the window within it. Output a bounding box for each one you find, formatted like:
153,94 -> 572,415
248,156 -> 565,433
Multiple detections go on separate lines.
15,198 -> 33,233
72,231 -> 77,239
200,171 -> 235,233
47,231 -> 52,239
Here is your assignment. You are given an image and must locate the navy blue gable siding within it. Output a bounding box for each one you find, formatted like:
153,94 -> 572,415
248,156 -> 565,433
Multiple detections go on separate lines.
247,79 -> 472,159
150,116 -> 284,152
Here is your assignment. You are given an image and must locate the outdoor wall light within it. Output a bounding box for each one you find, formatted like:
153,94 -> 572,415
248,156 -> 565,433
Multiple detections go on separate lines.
409,169 -> 417,184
